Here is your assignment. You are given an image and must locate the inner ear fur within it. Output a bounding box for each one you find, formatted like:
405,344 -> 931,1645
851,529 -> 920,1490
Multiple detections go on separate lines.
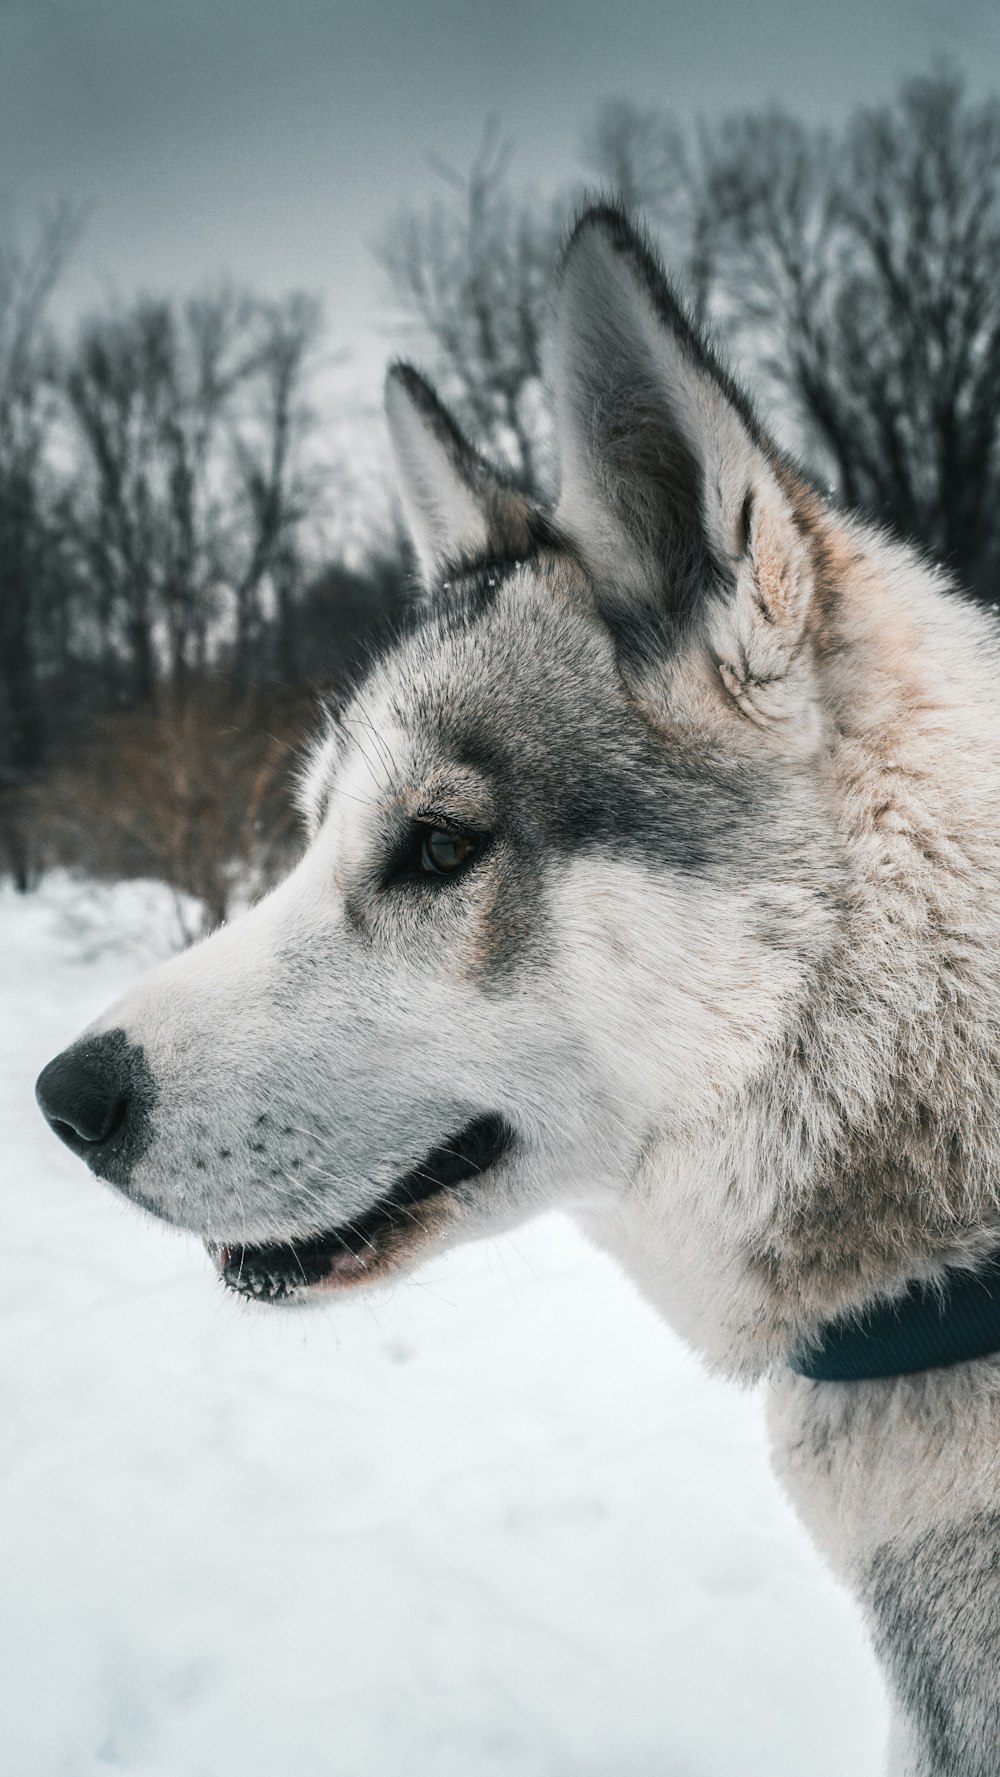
552,205 -> 823,726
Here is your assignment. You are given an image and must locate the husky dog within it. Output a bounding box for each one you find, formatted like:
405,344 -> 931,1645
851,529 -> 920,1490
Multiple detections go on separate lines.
36,207 -> 1000,1774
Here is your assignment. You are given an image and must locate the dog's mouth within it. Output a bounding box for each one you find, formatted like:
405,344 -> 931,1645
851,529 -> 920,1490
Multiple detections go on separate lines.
209,1112 -> 513,1304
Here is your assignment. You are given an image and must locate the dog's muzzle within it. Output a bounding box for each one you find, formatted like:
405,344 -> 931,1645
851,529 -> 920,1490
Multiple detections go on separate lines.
211,1111 -> 514,1304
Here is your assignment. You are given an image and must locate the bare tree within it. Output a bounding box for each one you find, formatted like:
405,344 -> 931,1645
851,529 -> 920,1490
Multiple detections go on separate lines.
67,294 -> 237,700
0,206 -> 79,888
812,74 -> 1000,597
377,123 -> 566,493
228,293 -> 323,683
64,288 -> 323,699
589,76 -> 1000,600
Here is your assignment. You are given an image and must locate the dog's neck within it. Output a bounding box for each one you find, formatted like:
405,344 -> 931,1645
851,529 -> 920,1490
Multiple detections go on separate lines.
586,537 -> 1000,1383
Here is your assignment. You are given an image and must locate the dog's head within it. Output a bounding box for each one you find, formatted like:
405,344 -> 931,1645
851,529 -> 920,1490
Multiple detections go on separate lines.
36,208 -> 839,1303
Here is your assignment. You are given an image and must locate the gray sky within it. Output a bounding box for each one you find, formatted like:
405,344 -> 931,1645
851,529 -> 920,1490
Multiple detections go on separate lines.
2,0 -> 999,401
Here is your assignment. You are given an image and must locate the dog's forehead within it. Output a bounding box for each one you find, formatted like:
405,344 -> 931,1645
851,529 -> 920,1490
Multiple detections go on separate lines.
303,561 -> 613,824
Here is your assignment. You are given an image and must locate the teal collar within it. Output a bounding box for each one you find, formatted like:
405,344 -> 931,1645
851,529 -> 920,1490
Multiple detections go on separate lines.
790,1250 -> 1000,1382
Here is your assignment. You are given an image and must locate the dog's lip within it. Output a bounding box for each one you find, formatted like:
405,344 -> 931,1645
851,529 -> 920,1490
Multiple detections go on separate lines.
207,1111 -> 513,1303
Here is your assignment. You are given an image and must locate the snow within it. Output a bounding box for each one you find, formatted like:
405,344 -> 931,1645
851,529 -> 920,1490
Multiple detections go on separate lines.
1,876 -> 888,1776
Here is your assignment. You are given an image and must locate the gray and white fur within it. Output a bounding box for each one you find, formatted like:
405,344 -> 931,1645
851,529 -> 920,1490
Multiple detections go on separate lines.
36,206 -> 1000,1774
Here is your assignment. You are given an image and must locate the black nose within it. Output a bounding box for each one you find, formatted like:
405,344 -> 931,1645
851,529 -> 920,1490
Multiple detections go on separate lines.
36,1030 -> 156,1189
36,1035 -> 129,1148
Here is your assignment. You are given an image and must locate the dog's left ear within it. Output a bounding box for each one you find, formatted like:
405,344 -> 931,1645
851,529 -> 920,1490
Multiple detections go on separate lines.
553,207 -> 819,731
385,363 -> 541,587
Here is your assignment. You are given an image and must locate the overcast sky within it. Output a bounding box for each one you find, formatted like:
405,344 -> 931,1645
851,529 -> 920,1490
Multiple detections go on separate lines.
2,0 -> 998,402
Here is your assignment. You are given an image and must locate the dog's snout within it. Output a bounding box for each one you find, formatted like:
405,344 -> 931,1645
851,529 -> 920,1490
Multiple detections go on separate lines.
36,1035 -> 128,1148
35,1031 -> 156,1189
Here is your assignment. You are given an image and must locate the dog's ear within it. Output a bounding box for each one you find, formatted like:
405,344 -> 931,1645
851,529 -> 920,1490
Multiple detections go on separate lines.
385,363 -> 541,587
553,207 -> 818,731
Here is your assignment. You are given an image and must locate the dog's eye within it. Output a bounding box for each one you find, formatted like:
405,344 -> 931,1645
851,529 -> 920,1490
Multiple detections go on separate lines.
418,827 -> 478,876
383,817 -> 488,889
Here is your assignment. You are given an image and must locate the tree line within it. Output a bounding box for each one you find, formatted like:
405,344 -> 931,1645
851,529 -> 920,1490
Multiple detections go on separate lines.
0,230 -> 409,907
4,71 -> 999,925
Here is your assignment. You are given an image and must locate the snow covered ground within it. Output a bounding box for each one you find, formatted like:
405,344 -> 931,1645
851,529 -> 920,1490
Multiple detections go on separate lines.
1,877 -> 888,1776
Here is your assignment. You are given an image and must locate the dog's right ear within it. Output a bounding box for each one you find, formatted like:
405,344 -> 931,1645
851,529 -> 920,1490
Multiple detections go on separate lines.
552,207 -> 785,612
385,364 -> 538,587
552,207 -> 824,740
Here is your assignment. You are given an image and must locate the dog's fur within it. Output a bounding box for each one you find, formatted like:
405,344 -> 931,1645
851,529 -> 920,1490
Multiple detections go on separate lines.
39,208 -> 1000,1773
